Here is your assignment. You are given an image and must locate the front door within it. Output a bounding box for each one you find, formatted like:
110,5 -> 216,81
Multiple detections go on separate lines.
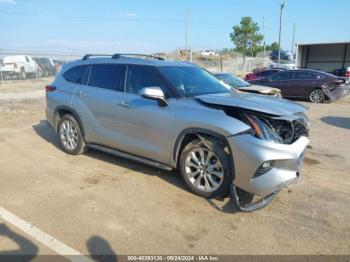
268,71 -> 293,97
115,65 -> 175,164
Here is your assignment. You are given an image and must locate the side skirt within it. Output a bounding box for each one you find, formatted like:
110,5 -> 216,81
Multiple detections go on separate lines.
88,144 -> 173,171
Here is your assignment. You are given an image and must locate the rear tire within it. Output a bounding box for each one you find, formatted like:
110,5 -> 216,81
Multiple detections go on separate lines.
179,138 -> 232,199
57,114 -> 87,155
309,89 -> 325,103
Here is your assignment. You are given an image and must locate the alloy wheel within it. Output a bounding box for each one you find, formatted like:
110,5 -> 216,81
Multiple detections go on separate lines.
184,148 -> 224,193
310,89 -> 325,103
59,120 -> 79,151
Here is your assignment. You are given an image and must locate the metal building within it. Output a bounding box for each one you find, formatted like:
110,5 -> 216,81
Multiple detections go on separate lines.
296,41 -> 350,74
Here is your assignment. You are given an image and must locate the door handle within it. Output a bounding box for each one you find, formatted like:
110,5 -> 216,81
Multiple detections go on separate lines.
118,101 -> 131,108
79,91 -> 86,97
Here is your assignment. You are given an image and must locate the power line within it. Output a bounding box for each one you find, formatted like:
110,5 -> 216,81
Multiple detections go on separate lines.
0,10 -> 227,27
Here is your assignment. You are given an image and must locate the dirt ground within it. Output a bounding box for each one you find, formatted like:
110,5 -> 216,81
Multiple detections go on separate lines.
0,78 -> 349,258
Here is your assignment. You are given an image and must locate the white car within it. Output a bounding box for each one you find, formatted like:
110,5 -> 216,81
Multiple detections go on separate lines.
269,59 -> 296,70
1,55 -> 39,79
199,50 -> 217,56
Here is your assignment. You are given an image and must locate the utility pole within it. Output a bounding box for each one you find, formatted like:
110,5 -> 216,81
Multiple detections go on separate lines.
278,0 -> 286,66
185,11 -> 190,61
262,16 -> 266,58
291,22 -> 296,53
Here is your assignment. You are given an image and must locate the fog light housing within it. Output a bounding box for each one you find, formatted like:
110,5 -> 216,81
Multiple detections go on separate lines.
254,161 -> 274,178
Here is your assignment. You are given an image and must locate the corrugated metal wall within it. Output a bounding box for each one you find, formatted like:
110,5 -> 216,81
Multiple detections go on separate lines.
297,43 -> 350,73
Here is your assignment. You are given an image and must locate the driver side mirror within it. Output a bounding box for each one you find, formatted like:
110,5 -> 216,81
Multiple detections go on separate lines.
139,87 -> 168,107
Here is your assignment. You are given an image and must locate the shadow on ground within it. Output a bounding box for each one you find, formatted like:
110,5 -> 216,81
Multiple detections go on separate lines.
0,223 -> 38,261
87,236 -> 118,262
32,120 -> 239,214
321,116 -> 350,129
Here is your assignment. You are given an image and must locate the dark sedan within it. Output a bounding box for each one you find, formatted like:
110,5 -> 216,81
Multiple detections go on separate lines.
248,69 -> 348,103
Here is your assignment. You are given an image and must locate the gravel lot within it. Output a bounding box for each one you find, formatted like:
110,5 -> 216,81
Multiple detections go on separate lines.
0,79 -> 349,258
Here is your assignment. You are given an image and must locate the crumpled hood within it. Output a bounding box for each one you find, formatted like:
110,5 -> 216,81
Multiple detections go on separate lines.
238,85 -> 281,94
195,92 -> 307,116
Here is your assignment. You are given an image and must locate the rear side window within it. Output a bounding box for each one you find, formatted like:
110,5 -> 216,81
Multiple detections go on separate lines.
63,65 -> 88,84
88,64 -> 125,91
125,65 -> 167,95
293,72 -> 319,80
270,72 -> 291,81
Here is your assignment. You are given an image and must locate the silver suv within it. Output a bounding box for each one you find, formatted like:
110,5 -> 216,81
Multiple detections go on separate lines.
46,54 -> 309,211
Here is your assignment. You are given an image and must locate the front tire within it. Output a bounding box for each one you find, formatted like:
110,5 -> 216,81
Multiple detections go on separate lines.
309,89 -> 325,103
57,114 -> 86,155
179,138 -> 232,199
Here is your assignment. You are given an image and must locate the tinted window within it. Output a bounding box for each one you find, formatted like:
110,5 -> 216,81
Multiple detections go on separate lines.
88,64 -> 125,91
63,65 -> 88,84
126,66 -> 168,95
270,71 -> 291,81
258,70 -> 280,77
293,72 -> 320,80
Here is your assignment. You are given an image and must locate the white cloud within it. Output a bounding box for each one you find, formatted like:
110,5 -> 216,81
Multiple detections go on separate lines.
119,12 -> 139,18
0,0 -> 16,4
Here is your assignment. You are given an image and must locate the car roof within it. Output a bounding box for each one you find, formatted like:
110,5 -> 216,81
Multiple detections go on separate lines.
65,56 -> 197,68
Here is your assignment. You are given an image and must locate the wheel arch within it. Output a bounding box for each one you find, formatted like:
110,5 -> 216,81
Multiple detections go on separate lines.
172,128 -> 234,176
54,106 -> 85,136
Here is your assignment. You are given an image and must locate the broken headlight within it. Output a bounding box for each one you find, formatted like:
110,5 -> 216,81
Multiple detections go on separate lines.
245,114 -> 283,144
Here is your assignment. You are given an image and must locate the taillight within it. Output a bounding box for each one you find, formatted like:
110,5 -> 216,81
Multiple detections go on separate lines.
45,85 -> 56,92
346,67 -> 350,77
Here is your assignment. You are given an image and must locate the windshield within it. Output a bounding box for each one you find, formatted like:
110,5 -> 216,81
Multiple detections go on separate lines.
158,66 -> 233,98
216,74 -> 250,88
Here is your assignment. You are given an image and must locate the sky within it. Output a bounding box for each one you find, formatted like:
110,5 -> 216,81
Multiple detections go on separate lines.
0,0 -> 349,56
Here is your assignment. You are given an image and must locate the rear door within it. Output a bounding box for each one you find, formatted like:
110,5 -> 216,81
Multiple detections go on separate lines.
268,71 -> 292,97
75,63 -> 127,149
290,71 -> 323,98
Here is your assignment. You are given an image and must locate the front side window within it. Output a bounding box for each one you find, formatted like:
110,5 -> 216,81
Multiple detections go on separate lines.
270,72 -> 291,81
125,66 -> 168,95
63,65 -> 88,84
158,66 -> 232,98
88,64 -> 125,91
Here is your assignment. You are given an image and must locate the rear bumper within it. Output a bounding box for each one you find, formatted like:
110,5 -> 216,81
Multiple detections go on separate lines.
227,134 -> 309,197
326,84 -> 350,102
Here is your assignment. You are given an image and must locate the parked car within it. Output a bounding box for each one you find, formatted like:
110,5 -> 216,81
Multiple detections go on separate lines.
199,50 -> 217,56
1,55 -> 38,79
33,57 -> 57,76
215,73 -> 282,98
269,59 -> 296,70
245,68 -> 285,81
269,50 -> 290,61
46,54 -> 309,211
248,69 -> 347,103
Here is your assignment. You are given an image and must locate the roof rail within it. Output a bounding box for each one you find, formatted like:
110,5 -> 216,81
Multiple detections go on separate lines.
112,54 -> 165,60
82,54 -> 112,60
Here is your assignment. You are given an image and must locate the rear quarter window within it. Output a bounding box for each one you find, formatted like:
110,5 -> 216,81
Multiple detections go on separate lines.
87,64 -> 125,91
63,65 -> 88,84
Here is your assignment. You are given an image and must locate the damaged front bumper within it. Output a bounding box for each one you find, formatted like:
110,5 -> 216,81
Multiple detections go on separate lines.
325,84 -> 350,102
227,134 -> 309,197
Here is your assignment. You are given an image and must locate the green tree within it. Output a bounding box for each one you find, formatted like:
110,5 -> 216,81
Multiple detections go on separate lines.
268,42 -> 279,51
230,17 -> 263,64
